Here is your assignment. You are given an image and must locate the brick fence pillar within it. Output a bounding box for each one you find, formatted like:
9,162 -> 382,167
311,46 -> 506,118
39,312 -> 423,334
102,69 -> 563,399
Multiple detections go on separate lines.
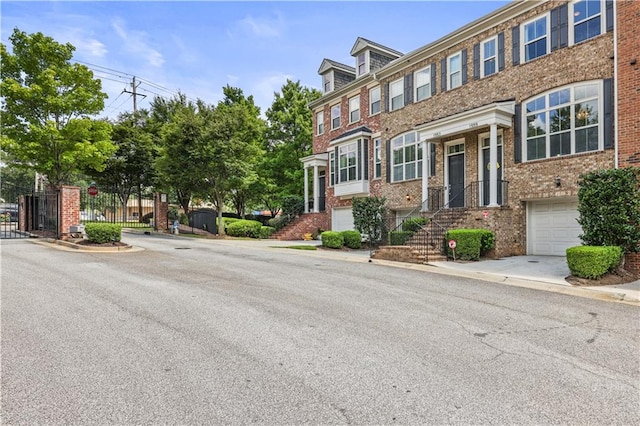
154,193 -> 169,231
58,186 -> 80,238
624,252 -> 640,278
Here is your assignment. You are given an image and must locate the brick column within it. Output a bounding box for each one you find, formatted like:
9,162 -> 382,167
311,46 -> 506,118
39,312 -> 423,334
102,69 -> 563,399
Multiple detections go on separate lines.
59,186 -> 80,238
154,193 -> 169,231
624,253 -> 640,278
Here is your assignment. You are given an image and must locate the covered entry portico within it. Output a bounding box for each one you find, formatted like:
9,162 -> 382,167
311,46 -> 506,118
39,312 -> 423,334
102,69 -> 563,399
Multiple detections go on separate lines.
416,101 -> 515,210
300,153 -> 328,213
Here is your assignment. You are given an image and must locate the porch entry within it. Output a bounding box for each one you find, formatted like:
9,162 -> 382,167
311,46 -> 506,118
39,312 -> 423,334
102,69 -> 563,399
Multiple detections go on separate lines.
480,134 -> 503,206
446,142 -> 465,208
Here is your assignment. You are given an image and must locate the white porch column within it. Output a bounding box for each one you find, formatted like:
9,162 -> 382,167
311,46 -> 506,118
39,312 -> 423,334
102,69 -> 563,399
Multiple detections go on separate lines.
489,123 -> 499,207
421,141 -> 430,211
312,165 -> 319,213
303,166 -> 309,213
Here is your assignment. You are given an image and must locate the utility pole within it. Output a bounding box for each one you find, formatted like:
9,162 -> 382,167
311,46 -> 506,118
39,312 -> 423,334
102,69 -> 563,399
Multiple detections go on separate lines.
122,76 -> 147,113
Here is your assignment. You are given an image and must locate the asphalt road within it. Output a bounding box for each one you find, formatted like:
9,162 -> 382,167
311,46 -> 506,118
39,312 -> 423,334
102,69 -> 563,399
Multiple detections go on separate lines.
2,234 -> 639,425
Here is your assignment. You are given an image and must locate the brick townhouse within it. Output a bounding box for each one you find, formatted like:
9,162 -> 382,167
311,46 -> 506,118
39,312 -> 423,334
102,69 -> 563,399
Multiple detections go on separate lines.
294,0 -> 635,259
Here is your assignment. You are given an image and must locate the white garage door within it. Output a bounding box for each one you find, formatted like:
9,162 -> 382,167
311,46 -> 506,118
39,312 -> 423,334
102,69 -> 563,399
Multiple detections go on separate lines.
332,207 -> 355,232
528,199 -> 582,256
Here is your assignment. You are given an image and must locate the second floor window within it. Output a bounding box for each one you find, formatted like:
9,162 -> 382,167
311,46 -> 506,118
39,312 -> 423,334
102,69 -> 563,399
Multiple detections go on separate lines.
448,52 -> 462,89
349,96 -> 360,123
391,132 -> 422,182
524,16 -> 548,62
339,143 -> 358,183
482,37 -> 497,77
374,138 -> 381,179
390,78 -> 404,111
316,111 -> 324,135
573,0 -> 603,44
331,104 -> 341,130
415,67 -> 431,102
369,86 -> 381,115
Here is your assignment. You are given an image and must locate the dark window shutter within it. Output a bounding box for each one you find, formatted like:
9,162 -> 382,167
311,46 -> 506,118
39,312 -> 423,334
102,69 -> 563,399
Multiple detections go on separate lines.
384,83 -> 389,113
430,142 -> 436,177
603,78 -> 613,149
497,32 -> 505,71
473,43 -> 480,80
357,139 -> 362,181
551,5 -> 568,51
461,48 -> 468,85
559,4 -> 568,48
404,72 -> 413,105
605,0 -> 614,32
512,26 -> 520,66
363,139 -> 369,180
430,63 -> 437,96
550,7 -> 560,51
385,140 -> 391,183
514,103 -> 522,163
441,58 -> 447,92
334,147 -> 339,184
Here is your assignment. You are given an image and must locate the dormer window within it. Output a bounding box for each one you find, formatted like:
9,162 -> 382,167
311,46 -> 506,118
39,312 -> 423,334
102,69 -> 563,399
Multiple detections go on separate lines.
357,53 -> 367,76
323,73 -> 333,93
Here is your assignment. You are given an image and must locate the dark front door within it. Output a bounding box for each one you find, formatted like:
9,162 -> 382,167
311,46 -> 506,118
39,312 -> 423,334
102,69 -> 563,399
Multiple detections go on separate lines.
482,145 -> 503,206
448,153 -> 465,208
318,171 -> 326,212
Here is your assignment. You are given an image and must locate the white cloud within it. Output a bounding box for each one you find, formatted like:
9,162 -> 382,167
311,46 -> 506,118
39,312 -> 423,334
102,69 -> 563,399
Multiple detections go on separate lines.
111,18 -> 165,67
236,12 -> 285,39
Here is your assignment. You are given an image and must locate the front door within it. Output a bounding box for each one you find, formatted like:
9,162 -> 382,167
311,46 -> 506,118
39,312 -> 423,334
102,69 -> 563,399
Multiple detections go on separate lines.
480,135 -> 503,206
447,143 -> 465,208
318,171 -> 326,212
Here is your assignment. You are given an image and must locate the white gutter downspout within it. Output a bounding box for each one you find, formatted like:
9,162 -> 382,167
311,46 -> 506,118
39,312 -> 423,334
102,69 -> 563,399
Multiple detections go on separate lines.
613,0 -> 619,169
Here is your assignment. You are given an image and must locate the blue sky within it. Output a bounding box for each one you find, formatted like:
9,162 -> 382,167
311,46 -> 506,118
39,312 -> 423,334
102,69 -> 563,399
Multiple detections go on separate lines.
1,1 -> 510,119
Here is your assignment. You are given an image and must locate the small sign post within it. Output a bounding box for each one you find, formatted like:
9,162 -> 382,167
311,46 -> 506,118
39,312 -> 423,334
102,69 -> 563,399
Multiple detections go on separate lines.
448,239 -> 457,261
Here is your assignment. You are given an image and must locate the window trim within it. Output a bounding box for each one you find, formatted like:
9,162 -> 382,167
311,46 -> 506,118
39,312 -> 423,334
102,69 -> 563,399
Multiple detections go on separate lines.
447,51 -> 462,90
569,0 -> 605,45
522,80 -> 603,162
369,86 -> 381,116
390,131 -> 423,183
349,95 -> 360,124
338,142 -> 358,183
521,14 -> 550,63
414,66 -> 431,102
480,36 -> 498,78
373,138 -> 382,179
323,71 -> 333,93
316,111 -> 324,135
331,104 -> 341,130
389,78 -> 405,112
356,51 -> 369,77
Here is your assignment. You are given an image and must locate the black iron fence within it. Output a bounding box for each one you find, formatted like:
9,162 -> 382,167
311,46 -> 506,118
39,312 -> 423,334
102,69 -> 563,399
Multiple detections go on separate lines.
0,182 -> 58,239
80,188 -> 155,228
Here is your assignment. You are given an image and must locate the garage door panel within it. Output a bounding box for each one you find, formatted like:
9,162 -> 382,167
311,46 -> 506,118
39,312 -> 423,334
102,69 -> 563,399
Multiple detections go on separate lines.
529,200 -> 582,256
332,207 -> 354,232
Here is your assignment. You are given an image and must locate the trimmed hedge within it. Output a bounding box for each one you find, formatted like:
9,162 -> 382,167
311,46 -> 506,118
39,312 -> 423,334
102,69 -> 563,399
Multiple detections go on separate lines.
226,219 -> 262,238
259,226 -> 276,239
566,245 -> 623,279
389,231 -> 413,246
402,217 -> 428,232
445,229 -> 495,260
85,223 -> 122,243
321,231 -> 344,249
341,230 -> 362,249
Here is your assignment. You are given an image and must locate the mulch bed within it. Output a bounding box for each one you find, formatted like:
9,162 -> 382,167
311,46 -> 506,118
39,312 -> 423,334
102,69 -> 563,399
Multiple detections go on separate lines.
566,268 -> 638,287
73,240 -> 129,248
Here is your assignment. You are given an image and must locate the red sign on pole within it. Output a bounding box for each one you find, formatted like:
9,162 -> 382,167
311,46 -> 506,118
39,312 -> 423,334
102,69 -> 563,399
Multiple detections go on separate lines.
448,240 -> 457,249
87,185 -> 98,196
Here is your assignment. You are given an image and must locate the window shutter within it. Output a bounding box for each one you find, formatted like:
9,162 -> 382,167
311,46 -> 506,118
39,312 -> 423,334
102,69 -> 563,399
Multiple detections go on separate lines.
605,0 -> 614,32
384,83 -> 389,113
430,63 -> 437,96
497,32 -> 505,71
603,78 -> 614,149
364,139 -> 369,180
385,140 -> 391,183
430,143 -> 436,177
473,43 -> 480,80
357,140 -> 362,181
461,48 -> 468,85
440,58 -> 447,92
559,4 -> 568,48
551,5 -> 568,51
404,72 -> 413,105
512,26 -> 520,66
514,103 -> 522,163
334,147 -> 339,184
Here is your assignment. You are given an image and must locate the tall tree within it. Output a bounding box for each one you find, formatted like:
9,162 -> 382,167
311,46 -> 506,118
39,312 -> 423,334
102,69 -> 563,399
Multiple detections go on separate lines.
0,29 -> 115,187
259,80 -> 321,213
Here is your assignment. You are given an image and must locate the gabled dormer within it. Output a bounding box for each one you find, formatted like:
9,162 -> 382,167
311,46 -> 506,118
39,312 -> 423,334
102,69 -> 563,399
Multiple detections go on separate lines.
350,37 -> 403,78
318,59 -> 356,94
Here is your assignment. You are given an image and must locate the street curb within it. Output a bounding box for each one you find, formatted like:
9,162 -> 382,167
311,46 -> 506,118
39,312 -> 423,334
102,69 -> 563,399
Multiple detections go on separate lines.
32,238 -> 143,253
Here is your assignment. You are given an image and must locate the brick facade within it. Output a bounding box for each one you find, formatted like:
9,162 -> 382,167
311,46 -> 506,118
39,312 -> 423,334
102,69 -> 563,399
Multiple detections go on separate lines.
59,185 -> 80,238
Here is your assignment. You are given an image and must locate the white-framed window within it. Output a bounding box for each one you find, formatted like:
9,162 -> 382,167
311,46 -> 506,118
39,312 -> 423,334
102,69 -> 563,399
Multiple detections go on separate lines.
374,138 -> 382,179
391,132 -> 423,182
389,78 -> 404,111
481,37 -> 497,77
571,0 -> 604,44
524,81 -> 602,161
349,95 -> 360,123
329,150 -> 335,186
331,104 -> 341,130
323,73 -> 332,93
415,67 -> 431,102
316,111 -> 324,135
369,86 -> 381,115
357,52 -> 367,76
448,52 -> 462,90
339,142 -> 358,183
522,15 -> 549,62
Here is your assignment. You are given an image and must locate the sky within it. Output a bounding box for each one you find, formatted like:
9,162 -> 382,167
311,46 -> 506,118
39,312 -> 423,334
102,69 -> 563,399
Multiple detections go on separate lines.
1,1 -> 510,120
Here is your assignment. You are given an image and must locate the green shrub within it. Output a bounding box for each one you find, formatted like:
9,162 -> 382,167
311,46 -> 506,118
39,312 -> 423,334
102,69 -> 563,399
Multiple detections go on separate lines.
226,219 -> 262,238
179,212 -> 189,225
388,231 -> 413,245
566,245 -> 623,279
401,217 -> 428,232
85,223 -> 122,243
352,196 -> 387,243
268,216 -> 288,231
321,231 -> 344,249
445,229 -> 495,260
341,230 -> 362,249
259,226 -> 275,239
